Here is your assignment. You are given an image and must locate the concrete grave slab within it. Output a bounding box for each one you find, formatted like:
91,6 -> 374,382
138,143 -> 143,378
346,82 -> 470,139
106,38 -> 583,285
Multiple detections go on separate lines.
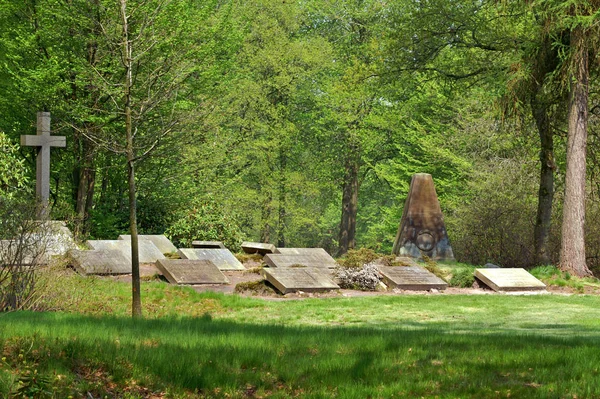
87,240 -> 165,263
191,240 -> 226,249
0,221 -> 76,265
276,248 -> 334,259
0,239 -> 44,265
69,249 -> 131,275
156,259 -> 229,285
474,268 -> 546,292
264,253 -> 337,270
262,267 -> 339,294
118,235 -> 177,254
38,221 -> 77,258
378,265 -> 448,291
177,248 -> 245,270
241,242 -> 278,255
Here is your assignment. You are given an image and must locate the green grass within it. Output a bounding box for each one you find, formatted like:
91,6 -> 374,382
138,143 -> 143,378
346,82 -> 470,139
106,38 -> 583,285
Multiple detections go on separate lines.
2,273 -> 600,398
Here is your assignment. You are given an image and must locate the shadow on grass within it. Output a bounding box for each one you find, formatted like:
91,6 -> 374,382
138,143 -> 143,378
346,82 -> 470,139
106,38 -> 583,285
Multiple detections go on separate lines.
2,312 -> 600,398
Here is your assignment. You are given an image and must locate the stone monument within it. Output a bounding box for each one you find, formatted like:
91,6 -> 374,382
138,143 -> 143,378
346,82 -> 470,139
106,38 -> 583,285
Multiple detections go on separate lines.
377,265 -> 448,291
262,267 -> 339,294
20,112 -> 66,216
392,173 -> 454,261
241,242 -> 278,255
474,268 -> 546,292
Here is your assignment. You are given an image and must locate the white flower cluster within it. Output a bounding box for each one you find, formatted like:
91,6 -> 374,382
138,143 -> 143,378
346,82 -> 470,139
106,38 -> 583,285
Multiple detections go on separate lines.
334,262 -> 381,291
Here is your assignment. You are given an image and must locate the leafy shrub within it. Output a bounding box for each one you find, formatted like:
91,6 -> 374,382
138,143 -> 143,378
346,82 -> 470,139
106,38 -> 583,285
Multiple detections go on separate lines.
530,265 -> 561,280
166,199 -> 245,250
234,280 -> 276,295
422,256 -> 447,281
446,157 -> 560,268
337,248 -> 380,268
0,132 -> 29,198
334,262 -> 381,291
449,268 -> 475,288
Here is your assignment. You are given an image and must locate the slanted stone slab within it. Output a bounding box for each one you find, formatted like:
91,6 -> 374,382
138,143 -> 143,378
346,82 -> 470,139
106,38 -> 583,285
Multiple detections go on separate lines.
264,253 -> 337,270
0,239 -> 44,265
191,240 -> 226,249
118,235 -> 177,254
177,248 -> 244,270
69,249 -> 131,275
378,265 -> 448,291
276,248 -> 334,259
241,242 -> 278,255
262,267 -> 339,294
87,240 -> 165,263
156,259 -> 229,285
0,221 -> 76,265
474,268 -> 546,292
38,221 -> 77,258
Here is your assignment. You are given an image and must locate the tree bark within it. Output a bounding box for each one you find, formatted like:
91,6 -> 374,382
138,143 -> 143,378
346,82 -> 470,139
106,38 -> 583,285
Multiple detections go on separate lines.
277,151 -> 286,248
74,135 -> 96,235
260,191 -> 272,243
120,0 -> 143,317
531,97 -> 554,265
560,27 -> 592,277
337,157 -> 359,256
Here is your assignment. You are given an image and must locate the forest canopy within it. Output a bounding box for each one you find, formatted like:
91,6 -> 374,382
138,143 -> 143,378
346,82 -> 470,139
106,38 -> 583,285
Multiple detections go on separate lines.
1,0 -> 599,276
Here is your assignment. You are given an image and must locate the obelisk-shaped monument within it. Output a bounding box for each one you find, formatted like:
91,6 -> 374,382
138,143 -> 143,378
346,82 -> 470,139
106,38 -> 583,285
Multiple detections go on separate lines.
392,173 -> 454,261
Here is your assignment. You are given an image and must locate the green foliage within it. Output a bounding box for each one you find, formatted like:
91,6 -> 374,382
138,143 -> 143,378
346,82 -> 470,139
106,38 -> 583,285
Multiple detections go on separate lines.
449,267 -> 476,288
422,256 -> 448,281
530,265 -> 598,293
336,248 -> 379,268
0,132 -> 28,199
165,199 -> 245,250
234,280 -> 276,295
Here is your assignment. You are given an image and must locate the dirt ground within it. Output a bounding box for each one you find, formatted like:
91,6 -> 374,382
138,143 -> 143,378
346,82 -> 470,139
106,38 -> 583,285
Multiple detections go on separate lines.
107,260 -> 600,299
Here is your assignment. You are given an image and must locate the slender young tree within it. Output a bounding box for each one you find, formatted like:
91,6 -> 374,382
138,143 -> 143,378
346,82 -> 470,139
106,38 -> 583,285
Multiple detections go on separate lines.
78,0 -> 224,316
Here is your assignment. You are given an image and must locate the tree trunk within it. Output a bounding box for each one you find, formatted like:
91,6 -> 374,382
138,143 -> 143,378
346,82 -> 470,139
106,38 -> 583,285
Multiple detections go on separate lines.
531,97 -> 554,266
337,158 -> 359,256
560,27 -> 592,277
120,0 -> 142,317
277,151 -> 286,247
260,191 -> 272,243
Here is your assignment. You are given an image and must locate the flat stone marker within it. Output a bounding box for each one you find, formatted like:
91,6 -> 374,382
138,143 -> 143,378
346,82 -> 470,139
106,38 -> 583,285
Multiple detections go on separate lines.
0,221 -> 76,265
276,247 -> 333,259
264,253 -> 337,270
378,265 -> 448,290
191,240 -> 226,249
42,221 -> 77,257
156,259 -> 229,285
474,268 -> 546,292
118,234 -> 177,254
69,249 -> 131,275
177,248 -> 245,270
0,239 -> 44,265
241,242 -> 278,255
87,240 -> 165,263
262,267 -> 339,294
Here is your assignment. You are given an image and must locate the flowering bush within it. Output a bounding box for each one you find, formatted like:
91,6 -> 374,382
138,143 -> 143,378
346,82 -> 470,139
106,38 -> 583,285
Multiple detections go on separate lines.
334,262 -> 381,291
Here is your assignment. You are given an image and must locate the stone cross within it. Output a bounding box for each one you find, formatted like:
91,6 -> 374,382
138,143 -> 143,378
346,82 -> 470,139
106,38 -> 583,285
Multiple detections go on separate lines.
20,112 -> 66,209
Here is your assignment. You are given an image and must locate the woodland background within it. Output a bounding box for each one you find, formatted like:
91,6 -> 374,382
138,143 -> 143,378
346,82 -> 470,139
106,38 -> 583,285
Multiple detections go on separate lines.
1,0 -> 599,273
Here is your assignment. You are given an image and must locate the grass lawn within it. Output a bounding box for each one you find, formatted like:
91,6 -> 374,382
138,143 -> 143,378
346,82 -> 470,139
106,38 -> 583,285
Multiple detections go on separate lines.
1,276 -> 600,398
